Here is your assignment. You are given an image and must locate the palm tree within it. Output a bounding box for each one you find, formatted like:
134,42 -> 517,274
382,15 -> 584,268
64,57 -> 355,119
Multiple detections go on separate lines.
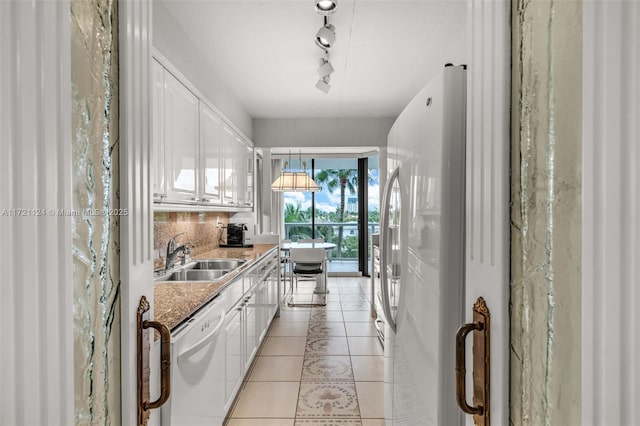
314,169 -> 359,256
284,202 -> 307,223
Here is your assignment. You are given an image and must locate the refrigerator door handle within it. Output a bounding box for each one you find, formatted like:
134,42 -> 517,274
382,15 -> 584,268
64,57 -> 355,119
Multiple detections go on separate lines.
380,165 -> 399,333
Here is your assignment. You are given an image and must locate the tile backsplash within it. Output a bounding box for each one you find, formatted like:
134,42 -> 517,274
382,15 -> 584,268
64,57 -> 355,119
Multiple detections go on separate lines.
154,211 -> 230,269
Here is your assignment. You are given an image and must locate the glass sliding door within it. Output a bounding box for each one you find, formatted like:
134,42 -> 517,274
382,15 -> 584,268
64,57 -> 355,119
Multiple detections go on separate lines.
313,157 -> 359,273
282,155 -> 380,275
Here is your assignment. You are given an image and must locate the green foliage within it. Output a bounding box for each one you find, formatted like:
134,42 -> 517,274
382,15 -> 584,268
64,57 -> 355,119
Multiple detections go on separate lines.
368,208 -> 380,223
284,202 -> 308,222
283,168 -> 379,252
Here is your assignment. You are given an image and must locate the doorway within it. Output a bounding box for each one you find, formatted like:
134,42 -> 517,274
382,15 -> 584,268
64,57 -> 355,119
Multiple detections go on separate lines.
282,156 -> 379,276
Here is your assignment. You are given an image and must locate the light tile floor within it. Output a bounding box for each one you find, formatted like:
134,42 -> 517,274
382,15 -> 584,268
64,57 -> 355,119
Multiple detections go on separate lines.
226,277 -> 385,425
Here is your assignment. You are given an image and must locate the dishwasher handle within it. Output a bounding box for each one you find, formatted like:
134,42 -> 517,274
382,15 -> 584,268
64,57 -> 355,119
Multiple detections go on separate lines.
177,310 -> 226,363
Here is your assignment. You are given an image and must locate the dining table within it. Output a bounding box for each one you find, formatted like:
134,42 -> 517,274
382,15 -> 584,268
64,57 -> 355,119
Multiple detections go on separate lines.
280,242 -> 337,251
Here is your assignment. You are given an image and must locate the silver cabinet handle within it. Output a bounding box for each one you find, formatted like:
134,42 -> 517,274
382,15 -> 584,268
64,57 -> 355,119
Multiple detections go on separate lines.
380,166 -> 400,333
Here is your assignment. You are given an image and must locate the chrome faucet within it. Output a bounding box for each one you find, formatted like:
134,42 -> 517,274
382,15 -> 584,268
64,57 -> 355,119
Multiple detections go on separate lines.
165,233 -> 192,270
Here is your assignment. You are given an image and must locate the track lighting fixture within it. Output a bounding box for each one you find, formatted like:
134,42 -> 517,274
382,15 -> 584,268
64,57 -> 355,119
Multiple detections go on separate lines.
315,0 -> 337,15
316,56 -> 333,93
315,23 -> 336,50
317,58 -> 334,78
315,75 -> 331,94
312,6 -> 337,92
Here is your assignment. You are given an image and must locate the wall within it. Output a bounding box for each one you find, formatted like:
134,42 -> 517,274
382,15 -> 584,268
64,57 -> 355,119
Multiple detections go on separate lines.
582,2 -> 640,424
253,117 -> 395,148
154,212 -> 231,269
153,1 -> 252,139
0,1 -> 74,424
71,0 -> 121,423
510,0 -> 582,425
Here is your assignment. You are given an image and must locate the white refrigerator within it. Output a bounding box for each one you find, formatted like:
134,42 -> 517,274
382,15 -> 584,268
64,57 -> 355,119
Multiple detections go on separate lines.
380,65 -> 466,425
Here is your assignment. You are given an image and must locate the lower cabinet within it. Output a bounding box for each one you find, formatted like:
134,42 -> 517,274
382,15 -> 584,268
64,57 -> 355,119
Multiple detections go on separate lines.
242,286 -> 259,372
224,306 -> 243,413
221,247 -> 281,415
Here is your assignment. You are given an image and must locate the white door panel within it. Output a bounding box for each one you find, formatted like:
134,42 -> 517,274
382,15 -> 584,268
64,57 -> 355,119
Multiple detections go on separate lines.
464,0 -> 510,424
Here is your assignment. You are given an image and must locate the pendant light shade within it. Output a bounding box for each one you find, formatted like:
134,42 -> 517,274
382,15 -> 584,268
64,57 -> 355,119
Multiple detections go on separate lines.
271,152 -> 321,192
271,171 -> 321,192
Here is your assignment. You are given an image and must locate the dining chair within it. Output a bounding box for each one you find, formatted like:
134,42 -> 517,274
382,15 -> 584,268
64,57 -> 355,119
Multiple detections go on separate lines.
287,247 -> 327,307
293,238 -> 325,284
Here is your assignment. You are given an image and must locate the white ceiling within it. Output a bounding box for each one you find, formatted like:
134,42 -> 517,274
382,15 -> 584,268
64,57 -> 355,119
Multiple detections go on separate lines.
158,0 -> 467,119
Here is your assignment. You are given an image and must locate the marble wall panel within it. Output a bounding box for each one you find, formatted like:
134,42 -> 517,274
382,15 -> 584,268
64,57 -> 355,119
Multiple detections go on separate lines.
70,0 -> 120,424
154,211 -> 231,269
510,1 -> 582,424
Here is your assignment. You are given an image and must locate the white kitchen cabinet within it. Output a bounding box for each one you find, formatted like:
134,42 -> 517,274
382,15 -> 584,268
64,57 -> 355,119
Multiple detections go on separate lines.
220,247 -> 280,415
224,306 -> 243,412
220,126 -> 254,208
152,57 -> 254,211
232,134 -> 254,208
267,262 -> 279,318
164,70 -> 199,203
199,102 -> 223,205
243,283 -> 259,372
242,137 -> 254,208
221,124 -> 236,205
152,60 -> 166,201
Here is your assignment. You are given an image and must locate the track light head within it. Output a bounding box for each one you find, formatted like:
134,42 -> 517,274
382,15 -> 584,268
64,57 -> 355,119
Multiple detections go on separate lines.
317,58 -> 334,78
315,75 -> 331,93
315,0 -> 337,15
315,24 -> 336,50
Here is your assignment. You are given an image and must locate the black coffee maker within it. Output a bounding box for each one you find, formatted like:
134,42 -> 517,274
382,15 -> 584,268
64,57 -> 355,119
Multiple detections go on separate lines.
224,223 -> 250,247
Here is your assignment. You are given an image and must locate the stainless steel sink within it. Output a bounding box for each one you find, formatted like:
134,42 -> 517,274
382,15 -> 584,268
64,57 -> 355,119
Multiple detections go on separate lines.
163,269 -> 230,282
154,258 -> 247,282
190,259 -> 246,270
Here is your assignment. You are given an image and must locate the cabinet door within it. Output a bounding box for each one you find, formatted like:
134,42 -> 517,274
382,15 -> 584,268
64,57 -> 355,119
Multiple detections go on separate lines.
243,140 -> 254,208
152,60 -> 166,201
233,135 -> 248,207
243,288 -> 258,372
164,71 -> 199,203
199,102 -> 223,205
256,278 -> 268,343
224,307 -> 243,412
221,124 -> 236,205
267,263 -> 279,318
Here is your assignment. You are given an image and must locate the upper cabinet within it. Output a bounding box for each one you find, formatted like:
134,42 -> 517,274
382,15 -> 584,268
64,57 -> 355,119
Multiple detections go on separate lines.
164,71 -> 199,203
200,102 -> 223,205
152,60 -> 166,201
152,57 -> 254,211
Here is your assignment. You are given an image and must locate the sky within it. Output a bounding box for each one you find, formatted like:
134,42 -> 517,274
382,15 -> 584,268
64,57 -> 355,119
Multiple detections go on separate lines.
283,169 -> 380,213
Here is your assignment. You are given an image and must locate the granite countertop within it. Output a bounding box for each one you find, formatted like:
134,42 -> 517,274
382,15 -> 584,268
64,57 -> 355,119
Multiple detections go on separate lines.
154,243 -> 277,331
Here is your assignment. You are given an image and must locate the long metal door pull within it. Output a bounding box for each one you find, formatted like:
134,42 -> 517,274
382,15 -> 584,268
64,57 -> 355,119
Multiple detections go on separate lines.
137,296 -> 171,426
455,297 -> 490,426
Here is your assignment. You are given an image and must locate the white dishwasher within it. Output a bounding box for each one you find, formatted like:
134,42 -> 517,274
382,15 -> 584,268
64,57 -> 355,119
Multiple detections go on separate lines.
161,294 -> 228,426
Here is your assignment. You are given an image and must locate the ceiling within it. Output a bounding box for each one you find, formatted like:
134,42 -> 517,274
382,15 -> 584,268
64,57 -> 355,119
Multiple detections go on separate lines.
158,0 -> 467,119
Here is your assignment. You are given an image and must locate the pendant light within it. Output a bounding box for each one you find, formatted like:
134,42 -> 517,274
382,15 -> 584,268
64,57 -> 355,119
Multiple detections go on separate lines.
271,151 -> 321,192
